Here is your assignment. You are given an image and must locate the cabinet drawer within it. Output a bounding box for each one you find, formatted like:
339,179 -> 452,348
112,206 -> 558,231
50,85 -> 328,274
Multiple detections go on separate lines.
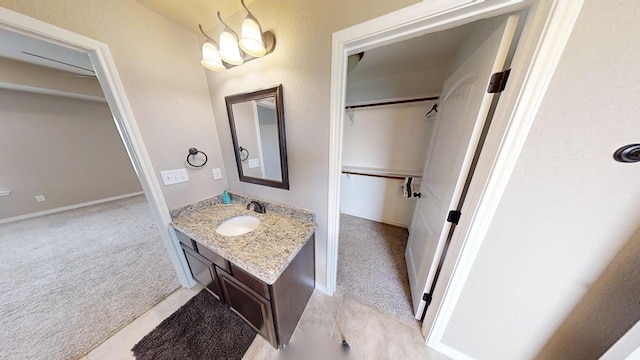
174,229 -> 195,250
196,243 -> 231,273
230,263 -> 270,300
218,270 -> 276,348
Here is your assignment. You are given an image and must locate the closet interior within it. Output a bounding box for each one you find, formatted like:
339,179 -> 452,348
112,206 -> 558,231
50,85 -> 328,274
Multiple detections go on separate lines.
336,18 -> 489,325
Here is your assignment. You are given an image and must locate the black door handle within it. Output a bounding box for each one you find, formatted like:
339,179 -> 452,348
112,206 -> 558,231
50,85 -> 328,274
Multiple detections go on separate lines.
413,192 -> 421,198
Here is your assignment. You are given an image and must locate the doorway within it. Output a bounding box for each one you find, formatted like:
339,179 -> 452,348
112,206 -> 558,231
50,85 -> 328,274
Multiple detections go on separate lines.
327,0 -> 584,354
336,13 -> 515,325
0,9 -> 192,359
0,7 -> 192,284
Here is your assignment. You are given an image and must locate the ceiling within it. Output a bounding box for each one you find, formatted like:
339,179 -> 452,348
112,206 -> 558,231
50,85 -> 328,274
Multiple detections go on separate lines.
0,28 -> 95,76
0,2 -> 475,84
136,0 -> 475,83
137,0 -> 257,33
0,1 -> 259,76
347,22 -> 475,83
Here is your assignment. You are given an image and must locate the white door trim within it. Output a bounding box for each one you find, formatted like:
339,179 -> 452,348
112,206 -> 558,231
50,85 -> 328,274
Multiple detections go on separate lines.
327,0 -> 583,356
0,7 -> 196,288
601,321 -> 640,360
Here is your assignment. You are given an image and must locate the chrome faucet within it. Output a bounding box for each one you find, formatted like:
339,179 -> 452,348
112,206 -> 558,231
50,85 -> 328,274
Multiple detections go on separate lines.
246,200 -> 266,214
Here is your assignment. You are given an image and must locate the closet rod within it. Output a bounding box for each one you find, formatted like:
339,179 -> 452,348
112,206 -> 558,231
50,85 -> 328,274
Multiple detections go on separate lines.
345,96 -> 439,110
342,170 -> 421,180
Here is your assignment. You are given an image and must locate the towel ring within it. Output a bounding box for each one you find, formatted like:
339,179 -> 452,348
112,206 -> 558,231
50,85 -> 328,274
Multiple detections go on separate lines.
238,146 -> 249,161
613,144 -> 640,163
186,148 -> 208,167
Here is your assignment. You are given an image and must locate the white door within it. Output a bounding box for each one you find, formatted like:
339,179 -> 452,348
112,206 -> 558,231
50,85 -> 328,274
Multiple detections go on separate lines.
406,15 -> 520,317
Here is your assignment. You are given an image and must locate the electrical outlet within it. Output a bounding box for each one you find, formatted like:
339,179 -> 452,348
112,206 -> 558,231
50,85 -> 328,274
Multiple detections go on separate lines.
34,195 -> 46,202
160,169 -> 190,186
212,168 -> 222,180
248,159 -> 260,168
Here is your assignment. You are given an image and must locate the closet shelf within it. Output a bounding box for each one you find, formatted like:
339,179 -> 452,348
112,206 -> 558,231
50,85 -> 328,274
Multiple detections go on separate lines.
341,165 -> 422,180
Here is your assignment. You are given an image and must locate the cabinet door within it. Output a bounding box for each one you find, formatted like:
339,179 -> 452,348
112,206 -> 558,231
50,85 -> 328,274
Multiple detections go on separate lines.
218,270 -> 277,347
230,263 -> 270,299
182,246 -> 222,300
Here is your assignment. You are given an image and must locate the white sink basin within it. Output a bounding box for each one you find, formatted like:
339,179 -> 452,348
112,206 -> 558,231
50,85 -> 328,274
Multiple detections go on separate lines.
215,215 -> 261,236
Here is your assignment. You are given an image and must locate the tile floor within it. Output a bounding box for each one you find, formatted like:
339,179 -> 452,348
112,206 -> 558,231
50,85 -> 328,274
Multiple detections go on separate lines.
80,285 -> 203,360
82,285 -> 449,360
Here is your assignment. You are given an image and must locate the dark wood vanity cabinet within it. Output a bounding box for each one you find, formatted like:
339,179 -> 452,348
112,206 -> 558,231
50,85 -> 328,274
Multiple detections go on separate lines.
174,228 -> 315,349
218,269 -> 277,347
181,246 -> 223,300
176,229 -> 223,300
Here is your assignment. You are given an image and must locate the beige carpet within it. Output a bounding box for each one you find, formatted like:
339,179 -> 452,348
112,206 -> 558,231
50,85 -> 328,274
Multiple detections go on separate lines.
337,214 -> 417,325
0,195 -> 180,360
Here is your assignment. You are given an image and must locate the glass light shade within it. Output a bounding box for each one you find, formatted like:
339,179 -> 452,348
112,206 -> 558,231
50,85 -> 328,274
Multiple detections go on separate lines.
200,42 -> 225,72
218,31 -> 244,65
239,17 -> 266,57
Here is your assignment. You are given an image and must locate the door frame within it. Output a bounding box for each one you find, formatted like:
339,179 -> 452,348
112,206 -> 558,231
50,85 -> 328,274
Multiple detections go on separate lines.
251,101 -> 267,178
327,0 -> 583,356
0,7 -> 195,288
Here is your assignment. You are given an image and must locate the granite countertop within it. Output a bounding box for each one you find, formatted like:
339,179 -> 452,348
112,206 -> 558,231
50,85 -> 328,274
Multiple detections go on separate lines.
170,193 -> 316,285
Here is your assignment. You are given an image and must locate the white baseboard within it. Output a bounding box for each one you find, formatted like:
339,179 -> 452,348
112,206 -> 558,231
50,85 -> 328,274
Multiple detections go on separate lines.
339,209 -> 408,228
0,191 -> 144,224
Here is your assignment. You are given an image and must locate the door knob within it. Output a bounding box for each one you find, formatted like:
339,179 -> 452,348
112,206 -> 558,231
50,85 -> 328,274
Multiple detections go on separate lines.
613,144 -> 640,163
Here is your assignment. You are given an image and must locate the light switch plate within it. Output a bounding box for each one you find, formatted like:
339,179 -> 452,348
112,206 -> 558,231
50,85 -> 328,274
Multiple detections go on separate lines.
212,168 -> 222,180
160,169 -> 189,186
34,195 -> 46,202
248,159 -> 260,169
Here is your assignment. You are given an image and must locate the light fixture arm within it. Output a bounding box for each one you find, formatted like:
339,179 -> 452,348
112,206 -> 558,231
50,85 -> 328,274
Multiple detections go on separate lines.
241,0 -> 261,24
217,11 -> 239,37
198,24 -> 218,47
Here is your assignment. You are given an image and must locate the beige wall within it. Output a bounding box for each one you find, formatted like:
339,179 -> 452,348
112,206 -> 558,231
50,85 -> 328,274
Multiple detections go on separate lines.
205,0 -> 419,289
0,0 -> 228,210
536,227 -> 640,359
441,0 -> 640,358
340,102 -> 434,226
0,89 -> 141,219
346,66 -> 448,104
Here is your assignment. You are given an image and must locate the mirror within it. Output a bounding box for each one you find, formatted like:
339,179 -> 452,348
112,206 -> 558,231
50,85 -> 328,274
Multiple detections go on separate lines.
225,85 -> 289,189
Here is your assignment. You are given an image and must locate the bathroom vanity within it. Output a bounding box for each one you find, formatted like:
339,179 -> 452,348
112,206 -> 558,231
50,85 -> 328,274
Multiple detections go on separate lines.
170,194 -> 315,348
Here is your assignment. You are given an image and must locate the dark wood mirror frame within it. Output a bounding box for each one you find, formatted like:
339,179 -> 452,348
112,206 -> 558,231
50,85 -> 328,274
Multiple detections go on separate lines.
225,85 -> 289,189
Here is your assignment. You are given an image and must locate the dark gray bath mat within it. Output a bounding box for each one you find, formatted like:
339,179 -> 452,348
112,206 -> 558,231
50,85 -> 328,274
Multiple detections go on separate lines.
132,290 -> 256,360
